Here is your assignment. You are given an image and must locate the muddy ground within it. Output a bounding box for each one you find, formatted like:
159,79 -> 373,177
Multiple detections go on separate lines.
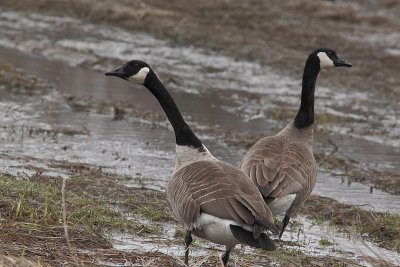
0,157 -> 396,267
0,39 -> 398,267
2,0 -> 400,97
0,0 -> 399,266
1,0 -> 399,193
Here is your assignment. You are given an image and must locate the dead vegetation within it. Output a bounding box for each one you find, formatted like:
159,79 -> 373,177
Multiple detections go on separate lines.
1,0 -> 400,100
0,162 -> 397,266
0,255 -> 44,267
347,170 -> 400,195
0,1 -> 399,265
65,95 -> 168,122
0,166 -> 181,266
1,0 -> 398,196
0,63 -> 53,95
302,195 -> 400,253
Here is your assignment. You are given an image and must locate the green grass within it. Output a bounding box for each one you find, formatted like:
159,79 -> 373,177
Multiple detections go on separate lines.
173,227 -> 185,239
0,175 -> 148,235
135,205 -> 170,222
303,196 -> 400,253
136,223 -> 164,235
0,175 -> 61,222
362,213 -> 400,253
319,237 -> 334,247
262,247 -> 309,266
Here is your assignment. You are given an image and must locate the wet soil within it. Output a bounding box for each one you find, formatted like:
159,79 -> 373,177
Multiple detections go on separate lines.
0,160 -> 395,267
302,195 -> 400,253
2,0 -> 400,97
0,160 -> 181,266
1,0 -> 399,193
0,1 -> 399,266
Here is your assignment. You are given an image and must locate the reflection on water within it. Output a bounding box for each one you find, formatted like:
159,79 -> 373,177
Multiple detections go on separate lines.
1,44 -> 399,214
289,216 -> 400,267
111,216 -> 400,266
315,172 -> 400,212
0,9 -> 399,148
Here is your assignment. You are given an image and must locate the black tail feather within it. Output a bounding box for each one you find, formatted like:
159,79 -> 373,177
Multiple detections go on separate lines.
230,225 -> 276,251
253,222 -> 264,239
255,218 -> 280,235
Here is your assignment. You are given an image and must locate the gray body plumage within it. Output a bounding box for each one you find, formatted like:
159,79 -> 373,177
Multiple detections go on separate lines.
168,146 -> 279,246
240,48 -> 351,238
105,60 -> 282,265
240,123 -> 317,218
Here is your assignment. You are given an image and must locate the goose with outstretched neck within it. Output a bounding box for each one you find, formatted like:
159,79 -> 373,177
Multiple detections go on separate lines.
105,60 -> 279,266
240,48 -> 352,238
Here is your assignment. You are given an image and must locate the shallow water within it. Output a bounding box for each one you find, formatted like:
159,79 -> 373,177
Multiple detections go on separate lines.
111,216 -> 400,266
0,9 -> 399,264
314,171 -> 400,212
1,10 -> 399,209
290,216 -> 400,267
0,9 -> 399,152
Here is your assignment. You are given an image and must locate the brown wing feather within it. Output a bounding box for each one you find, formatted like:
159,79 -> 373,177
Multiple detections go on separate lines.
166,160 -> 277,233
240,135 -> 316,199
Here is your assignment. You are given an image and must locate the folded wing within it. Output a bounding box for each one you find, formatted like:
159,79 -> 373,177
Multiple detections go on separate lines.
240,136 -> 316,199
167,160 -> 279,234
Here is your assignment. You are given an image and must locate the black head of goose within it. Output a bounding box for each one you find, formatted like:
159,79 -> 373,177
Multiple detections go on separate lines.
294,48 -> 352,128
105,60 -> 279,266
240,48 -> 351,238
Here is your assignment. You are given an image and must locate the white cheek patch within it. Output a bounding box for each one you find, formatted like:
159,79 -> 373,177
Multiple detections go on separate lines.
317,52 -> 334,69
129,67 -> 150,84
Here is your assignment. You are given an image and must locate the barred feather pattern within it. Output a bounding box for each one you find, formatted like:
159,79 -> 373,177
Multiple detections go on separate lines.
166,160 -> 278,234
240,123 -> 317,216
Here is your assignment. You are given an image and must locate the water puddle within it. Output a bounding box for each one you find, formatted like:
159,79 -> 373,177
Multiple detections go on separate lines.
0,11 -> 399,209
0,9 -> 399,153
0,7 -> 398,203
330,134 -> 400,174
285,216 -> 400,267
111,219 -> 195,259
110,215 -> 400,267
314,171 -> 400,212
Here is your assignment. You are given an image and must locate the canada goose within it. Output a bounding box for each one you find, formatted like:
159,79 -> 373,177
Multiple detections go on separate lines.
240,48 -> 352,238
105,60 -> 279,266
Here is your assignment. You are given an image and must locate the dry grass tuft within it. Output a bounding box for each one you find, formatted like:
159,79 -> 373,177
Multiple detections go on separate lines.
303,195 -> 400,253
0,255 -> 44,267
0,63 -> 52,95
0,169 -> 176,266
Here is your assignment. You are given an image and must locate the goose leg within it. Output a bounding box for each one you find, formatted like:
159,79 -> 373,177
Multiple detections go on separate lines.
279,215 -> 290,239
221,245 -> 235,266
184,230 -> 192,266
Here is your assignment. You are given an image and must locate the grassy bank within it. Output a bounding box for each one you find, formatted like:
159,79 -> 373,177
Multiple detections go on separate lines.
0,167 -> 397,266
0,169 -> 181,266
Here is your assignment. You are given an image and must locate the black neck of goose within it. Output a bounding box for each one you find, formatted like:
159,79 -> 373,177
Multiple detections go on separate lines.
143,71 -> 203,148
294,56 -> 320,128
